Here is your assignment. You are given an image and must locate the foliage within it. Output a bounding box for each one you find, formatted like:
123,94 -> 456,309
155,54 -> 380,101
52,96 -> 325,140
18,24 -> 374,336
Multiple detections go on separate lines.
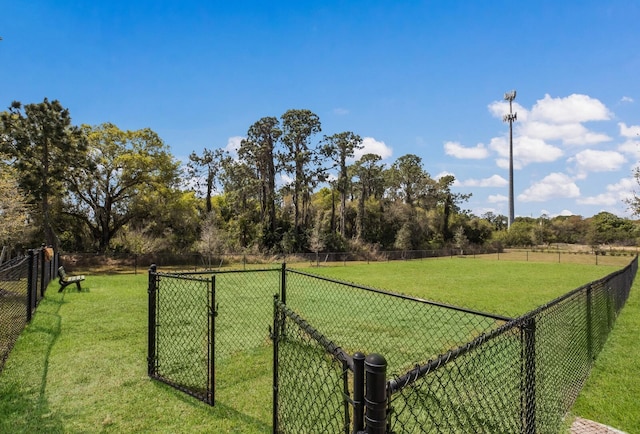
2,100 -> 638,256
0,99 -> 88,248
0,164 -> 35,250
64,123 -> 181,252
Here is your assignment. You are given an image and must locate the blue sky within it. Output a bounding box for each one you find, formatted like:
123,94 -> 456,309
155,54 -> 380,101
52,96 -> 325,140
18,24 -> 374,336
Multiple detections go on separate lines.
2,1 -> 640,219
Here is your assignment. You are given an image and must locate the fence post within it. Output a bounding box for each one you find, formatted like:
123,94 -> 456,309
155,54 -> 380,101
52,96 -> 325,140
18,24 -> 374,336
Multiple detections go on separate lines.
272,295 -> 281,434
27,249 -> 35,322
39,244 -> 46,297
280,263 -> 287,305
365,353 -> 387,434
352,352 -> 365,433
521,318 -> 536,434
586,285 -> 593,361
208,274 -> 216,405
147,264 -> 158,377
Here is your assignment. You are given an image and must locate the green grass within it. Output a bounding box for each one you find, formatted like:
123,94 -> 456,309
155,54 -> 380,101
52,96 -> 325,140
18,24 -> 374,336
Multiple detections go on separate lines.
0,257 -> 636,433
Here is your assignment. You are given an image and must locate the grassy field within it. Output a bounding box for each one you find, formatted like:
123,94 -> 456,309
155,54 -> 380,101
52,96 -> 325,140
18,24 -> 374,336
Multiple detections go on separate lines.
0,255 -> 637,433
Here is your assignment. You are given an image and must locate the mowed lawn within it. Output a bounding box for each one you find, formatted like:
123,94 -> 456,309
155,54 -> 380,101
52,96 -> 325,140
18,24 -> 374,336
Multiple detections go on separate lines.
0,256 -> 637,433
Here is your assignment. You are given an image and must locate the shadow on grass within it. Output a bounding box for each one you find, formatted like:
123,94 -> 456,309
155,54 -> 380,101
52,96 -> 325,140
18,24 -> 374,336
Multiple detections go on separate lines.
151,380 -> 272,432
0,291 -> 68,433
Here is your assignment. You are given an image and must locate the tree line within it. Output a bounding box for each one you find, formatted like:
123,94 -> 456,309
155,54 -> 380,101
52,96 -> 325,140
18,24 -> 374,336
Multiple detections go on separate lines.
1,98 -> 639,258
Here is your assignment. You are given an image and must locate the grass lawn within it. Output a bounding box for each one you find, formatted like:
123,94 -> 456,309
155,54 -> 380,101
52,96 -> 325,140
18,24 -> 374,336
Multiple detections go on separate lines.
0,256 -> 637,433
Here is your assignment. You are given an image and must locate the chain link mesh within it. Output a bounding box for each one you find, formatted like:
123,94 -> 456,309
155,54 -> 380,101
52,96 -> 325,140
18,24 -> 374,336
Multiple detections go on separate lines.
387,258 -> 637,433
285,270 -> 508,377
211,269 -> 281,361
0,257 -> 29,370
149,258 -> 636,432
274,301 -> 351,434
0,250 -> 57,373
152,272 -> 213,403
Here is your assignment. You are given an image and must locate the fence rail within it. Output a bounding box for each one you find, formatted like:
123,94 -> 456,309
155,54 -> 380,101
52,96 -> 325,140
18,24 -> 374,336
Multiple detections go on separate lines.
0,247 -> 59,373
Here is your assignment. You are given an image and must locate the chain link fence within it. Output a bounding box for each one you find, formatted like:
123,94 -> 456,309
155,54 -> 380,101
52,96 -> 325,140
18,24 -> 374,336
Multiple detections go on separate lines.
0,247 -> 59,373
147,257 -> 636,433
148,266 -> 280,405
386,256 -> 637,433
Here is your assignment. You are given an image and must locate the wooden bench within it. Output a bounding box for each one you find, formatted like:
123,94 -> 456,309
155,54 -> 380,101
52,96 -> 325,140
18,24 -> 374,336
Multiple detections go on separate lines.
58,266 -> 85,292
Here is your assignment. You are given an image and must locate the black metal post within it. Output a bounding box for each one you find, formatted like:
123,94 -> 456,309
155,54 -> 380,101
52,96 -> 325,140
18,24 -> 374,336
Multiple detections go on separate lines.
40,244 -> 46,297
147,264 -> 158,377
272,295 -> 280,434
352,352 -> 365,433
280,263 -> 287,305
586,285 -> 593,361
364,353 -> 387,434
207,274 -> 215,405
521,318 -> 536,434
27,249 -> 35,322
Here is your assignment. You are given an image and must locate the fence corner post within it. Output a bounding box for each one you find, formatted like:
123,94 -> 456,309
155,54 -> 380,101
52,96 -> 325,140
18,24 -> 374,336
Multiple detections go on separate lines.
272,294 -> 281,434
365,353 -> 388,434
147,264 -> 158,377
521,318 -> 536,434
353,352 -> 366,433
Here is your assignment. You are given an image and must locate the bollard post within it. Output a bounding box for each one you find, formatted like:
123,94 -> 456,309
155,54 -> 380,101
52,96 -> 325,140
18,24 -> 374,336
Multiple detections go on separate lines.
365,353 -> 388,434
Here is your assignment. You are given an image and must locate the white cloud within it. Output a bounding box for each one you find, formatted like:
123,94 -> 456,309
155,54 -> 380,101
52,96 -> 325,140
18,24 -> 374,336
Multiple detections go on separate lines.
487,194 -> 508,203
570,150 -> 626,177
621,96 -> 634,103
225,136 -> 243,156
576,193 -> 618,206
518,173 -> 580,202
519,121 -> 611,146
333,108 -> 349,115
619,122 -> 640,138
458,174 -> 508,188
618,139 -> 640,159
354,137 -> 393,160
490,136 -> 563,169
576,178 -> 635,208
529,94 -> 612,124
443,141 -> 489,159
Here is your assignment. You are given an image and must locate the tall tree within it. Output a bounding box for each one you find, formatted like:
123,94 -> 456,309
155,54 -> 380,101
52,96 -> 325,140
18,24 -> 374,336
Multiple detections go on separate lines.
0,99 -> 87,248
352,153 -> 385,241
219,158 -> 260,249
430,175 -> 471,242
0,164 -> 34,251
239,117 -> 282,249
320,131 -> 363,237
187,148 -> 227,214
65,123 -> 180,252
279,109 -> 322,241
387,154 -> 428,206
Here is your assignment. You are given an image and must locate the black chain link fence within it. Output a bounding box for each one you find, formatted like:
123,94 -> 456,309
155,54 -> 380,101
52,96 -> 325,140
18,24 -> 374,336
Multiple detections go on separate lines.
0,247 -> 59,373
386,256 -> 637,433
283,269 -> 511,379
148,266 -> 281,405
273,300 -> 354,433
147,257 -> 636,433
148,267 -> 214,404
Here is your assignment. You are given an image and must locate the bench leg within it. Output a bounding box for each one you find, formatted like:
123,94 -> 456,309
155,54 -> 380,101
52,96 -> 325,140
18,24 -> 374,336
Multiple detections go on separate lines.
75,282 -> 82,291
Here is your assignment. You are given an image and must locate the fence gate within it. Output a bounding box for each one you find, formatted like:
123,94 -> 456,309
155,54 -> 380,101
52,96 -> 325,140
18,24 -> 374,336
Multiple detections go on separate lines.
148,266 -> 281,407
148,265 -> 215,405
